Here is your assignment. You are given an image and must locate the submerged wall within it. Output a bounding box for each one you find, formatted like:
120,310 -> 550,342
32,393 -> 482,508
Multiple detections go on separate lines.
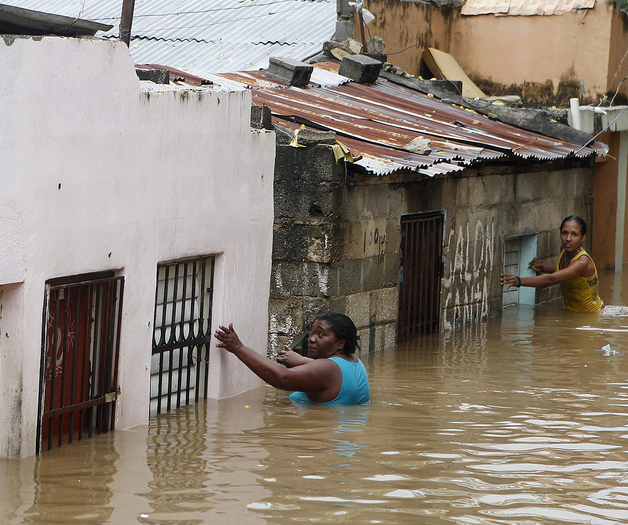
0,36 -> 275,457
270,138 -> 594,352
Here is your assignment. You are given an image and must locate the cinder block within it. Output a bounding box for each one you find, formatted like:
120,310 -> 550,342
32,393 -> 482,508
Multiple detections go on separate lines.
337,0 -> 354,17
371,287 -> 398,322
136,68 -> 169,84
251,104 -> 272,129
332,20 -> 354,42
338,259 -> 363,295
267,57 -> 313,86
362,256 -> 386,291
338,54 -> 383,84
295,128 -> 336,146
345,292 -> 371,328
383,322 -> 397,349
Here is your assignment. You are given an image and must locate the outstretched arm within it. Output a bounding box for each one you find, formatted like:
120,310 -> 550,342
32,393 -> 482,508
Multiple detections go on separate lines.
214,324 -> 338,394
501,256 -> 589,289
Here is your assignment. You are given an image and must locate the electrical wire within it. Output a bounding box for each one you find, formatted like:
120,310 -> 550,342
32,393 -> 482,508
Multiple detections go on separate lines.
60,0 -> 87,30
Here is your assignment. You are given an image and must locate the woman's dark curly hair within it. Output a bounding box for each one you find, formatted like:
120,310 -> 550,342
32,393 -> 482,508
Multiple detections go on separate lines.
310,312 -> 360,355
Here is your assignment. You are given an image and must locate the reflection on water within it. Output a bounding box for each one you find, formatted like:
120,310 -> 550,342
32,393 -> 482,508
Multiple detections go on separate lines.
2,269 -> 628,524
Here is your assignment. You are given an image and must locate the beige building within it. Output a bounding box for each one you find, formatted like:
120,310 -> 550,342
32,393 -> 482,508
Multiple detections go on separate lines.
359,0 -> 628,106
355,0 -> 628,270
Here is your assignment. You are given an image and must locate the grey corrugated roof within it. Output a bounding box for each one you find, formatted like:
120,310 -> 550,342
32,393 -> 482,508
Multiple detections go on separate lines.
4,0 -> 336,73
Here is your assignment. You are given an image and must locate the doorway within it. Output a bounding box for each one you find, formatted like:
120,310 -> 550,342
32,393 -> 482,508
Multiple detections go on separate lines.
398,212 -> 444,342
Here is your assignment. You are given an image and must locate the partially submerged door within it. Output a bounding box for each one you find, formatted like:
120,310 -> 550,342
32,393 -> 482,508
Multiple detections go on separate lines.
398,212 -> 444,343
38,272 -> 124,453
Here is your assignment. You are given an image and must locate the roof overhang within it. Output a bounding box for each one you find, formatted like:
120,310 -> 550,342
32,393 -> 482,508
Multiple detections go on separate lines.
0,3 -> 112,37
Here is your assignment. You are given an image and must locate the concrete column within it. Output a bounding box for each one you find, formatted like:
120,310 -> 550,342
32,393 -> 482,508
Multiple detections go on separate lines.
615,130 -> 628,271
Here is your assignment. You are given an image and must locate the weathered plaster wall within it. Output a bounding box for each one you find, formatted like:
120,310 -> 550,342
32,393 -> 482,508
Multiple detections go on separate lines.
0,36 -> 275,457
271,141 -> 593,353
361,0 -> 626,104
608,7 -> 628,105
353,163 -> 593,330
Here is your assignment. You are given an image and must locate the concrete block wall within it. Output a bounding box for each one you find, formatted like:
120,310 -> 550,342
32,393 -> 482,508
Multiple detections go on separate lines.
269,143 -> 399,356
269,141 -> 594,355
403,162 -> 594,329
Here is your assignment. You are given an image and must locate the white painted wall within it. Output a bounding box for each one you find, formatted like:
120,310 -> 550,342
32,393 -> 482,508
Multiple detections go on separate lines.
0,35 -> 275,458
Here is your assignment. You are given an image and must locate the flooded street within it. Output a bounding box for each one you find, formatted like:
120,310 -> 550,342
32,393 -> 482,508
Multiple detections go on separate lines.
2,270 -> 628,525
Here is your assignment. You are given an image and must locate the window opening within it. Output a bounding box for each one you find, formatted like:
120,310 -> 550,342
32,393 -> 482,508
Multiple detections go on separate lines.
503,234 -> 537,307
151,256 -> 214,415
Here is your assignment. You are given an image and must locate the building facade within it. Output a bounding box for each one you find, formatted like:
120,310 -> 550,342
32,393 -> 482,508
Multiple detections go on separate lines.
0,35 -> 276,458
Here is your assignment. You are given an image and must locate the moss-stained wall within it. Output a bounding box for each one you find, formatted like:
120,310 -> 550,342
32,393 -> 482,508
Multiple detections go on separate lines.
360,0 -> 626,105
270,141 -> 594,355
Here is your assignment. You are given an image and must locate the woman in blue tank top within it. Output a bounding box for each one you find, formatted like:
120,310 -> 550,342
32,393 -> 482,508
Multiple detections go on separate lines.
215,312 -> 370,405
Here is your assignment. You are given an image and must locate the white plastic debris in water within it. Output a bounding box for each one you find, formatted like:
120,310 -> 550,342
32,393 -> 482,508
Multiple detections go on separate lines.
602,344 -> 617,356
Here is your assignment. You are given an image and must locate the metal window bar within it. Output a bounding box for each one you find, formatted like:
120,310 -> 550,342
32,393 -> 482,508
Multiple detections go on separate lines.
398,213 -> 444,343
37,276 -> 124,454
151,256 -> 214,416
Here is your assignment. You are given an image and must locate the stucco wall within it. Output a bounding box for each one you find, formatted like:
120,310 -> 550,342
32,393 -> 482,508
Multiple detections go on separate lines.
360,0 -> 626,104
0,36 -> 275,457
270,139 -> 593,353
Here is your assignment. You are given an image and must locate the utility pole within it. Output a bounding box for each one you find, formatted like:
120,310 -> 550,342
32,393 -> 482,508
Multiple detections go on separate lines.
119,0 -> 136,46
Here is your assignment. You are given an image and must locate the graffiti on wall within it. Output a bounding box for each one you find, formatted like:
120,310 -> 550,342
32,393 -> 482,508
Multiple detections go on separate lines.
363,226 -> 386,264
442,219 -> 496,330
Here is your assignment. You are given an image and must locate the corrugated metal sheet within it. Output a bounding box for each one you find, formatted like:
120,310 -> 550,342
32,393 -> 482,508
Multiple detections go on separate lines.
210,64 -> 596,177
4,0 -> 335,73
461,0 -> 595,16
0,3 -> 112,35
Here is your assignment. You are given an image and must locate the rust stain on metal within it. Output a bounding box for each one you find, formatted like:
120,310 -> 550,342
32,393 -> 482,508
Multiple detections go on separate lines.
213,63 -> 596,177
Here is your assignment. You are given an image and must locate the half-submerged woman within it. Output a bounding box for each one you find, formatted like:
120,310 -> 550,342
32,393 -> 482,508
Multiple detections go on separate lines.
214,312 -> 370,405
500,215 -> 603,312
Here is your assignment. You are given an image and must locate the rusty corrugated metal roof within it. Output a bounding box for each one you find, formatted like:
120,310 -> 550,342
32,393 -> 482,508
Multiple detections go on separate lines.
210,64 -> 596,177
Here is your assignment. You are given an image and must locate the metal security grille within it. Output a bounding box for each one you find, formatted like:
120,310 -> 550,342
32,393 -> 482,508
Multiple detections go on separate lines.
38,273 -> 124,453
151,256 -> 214,415
398,212 -> 444,342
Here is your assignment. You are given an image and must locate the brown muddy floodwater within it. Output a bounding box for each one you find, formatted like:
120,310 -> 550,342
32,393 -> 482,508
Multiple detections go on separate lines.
2,270 -> 628,525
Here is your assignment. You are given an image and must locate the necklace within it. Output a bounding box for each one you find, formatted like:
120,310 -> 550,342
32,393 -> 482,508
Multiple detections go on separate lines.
562,247 -> 582,269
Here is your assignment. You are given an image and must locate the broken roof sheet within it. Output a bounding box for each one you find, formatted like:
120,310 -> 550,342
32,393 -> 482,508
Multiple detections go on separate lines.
4,0 -> 336,73
211,64 -> 596,177
461,0 -> 595,16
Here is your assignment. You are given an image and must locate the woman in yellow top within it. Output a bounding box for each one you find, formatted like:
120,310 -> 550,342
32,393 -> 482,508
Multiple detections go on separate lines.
500,216 -> 603,312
